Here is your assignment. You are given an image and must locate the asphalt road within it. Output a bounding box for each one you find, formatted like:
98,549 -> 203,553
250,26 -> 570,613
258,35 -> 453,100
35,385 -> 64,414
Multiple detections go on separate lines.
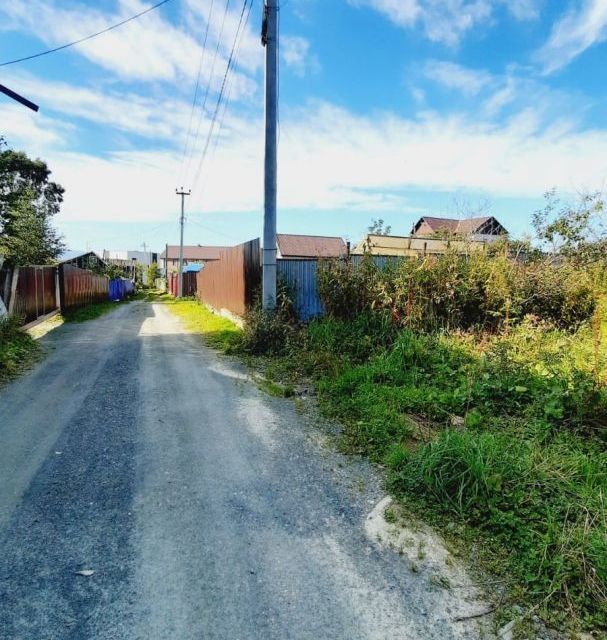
0,301 -> 486,639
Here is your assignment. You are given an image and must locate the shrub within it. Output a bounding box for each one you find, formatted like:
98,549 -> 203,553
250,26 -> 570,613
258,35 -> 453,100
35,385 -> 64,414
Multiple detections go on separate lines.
316,253 -> 598,333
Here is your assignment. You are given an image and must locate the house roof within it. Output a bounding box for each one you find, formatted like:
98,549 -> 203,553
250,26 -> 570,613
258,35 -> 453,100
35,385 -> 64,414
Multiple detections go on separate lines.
412,216 -> 506,236
277,234 -> 347,258
160,245 -> 230,261
57,250 -> 105,265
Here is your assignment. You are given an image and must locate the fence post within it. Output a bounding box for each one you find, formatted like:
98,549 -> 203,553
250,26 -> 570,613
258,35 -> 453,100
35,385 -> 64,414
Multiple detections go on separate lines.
58,264 -> 66,314
7,267 -> 19,314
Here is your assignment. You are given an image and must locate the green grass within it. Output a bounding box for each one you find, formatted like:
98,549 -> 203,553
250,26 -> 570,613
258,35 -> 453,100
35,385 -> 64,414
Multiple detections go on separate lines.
0,315 -> 40,386
250,306 -> 607,634
157,293 -> 242,352
63,299 -> 127,323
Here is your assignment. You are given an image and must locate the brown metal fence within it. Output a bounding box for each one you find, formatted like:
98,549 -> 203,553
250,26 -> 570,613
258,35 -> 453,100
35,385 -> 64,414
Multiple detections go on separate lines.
168,271 -> 197,297
11,266 -> 58,323
196,239 -> 260,316
58,264 -> 109,312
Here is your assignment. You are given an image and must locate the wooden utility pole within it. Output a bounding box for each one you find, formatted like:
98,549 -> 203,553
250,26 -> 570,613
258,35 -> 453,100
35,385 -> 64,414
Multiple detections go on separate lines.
261,0 -> 278,311
176,188 -> 191,298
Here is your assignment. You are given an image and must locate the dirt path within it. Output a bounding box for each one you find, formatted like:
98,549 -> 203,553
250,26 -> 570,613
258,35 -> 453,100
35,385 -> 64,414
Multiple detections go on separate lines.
0,301 -> 491,639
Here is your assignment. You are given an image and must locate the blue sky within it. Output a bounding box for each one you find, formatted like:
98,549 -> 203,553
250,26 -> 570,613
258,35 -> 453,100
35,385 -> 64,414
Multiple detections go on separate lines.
1,0 -> 607,253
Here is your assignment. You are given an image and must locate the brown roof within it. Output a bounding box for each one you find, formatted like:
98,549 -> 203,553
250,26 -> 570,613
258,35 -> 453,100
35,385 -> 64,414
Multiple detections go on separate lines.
413,216 -> 505,236
277,234 -> 347,258
160,245 -> 230,261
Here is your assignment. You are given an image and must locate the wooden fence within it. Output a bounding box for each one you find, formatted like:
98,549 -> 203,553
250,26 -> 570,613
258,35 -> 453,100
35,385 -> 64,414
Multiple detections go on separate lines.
196,239 -> 261,317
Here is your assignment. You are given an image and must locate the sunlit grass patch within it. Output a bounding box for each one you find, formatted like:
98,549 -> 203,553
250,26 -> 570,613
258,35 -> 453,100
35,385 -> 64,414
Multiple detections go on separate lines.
164,298 -> 241,352
0,315 -> 40,387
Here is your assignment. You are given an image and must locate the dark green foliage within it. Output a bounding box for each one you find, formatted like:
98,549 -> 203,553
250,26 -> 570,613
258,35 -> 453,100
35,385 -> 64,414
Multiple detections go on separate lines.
259,290 -> 607,631
0,314 -> 39,385
0,148 -> 64,266
239,278 -> 298,355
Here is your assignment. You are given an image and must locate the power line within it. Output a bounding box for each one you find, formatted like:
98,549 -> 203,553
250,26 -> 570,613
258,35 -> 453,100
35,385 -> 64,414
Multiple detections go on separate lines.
191,0 -> 253,196
178,0 -> 216,186
0,0 -> 174,67
183,0 -> 231,185
195,0 -> 252,202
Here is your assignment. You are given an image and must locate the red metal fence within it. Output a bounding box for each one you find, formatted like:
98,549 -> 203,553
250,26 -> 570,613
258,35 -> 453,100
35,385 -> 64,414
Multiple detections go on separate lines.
168,271 -> 197,297
11,266 -> 58,323
196,239 -> 260,316
58,264 -> 109,312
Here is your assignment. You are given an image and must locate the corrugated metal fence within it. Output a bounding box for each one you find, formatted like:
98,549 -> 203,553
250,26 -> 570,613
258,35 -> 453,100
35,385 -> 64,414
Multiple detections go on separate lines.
58,264 -> 109,313
278,259 -> 324,322
279,255 -> 403,322
4,266 -> 58,324
168,271 -> 197,297
196,239 -> 260,316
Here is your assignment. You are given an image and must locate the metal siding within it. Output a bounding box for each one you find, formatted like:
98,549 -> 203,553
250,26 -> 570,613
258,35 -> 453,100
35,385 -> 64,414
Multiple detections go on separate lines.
278,256 -> 402,322
11,266 -> 58,323
196,239 -> 260,316
277,259 -> 325,322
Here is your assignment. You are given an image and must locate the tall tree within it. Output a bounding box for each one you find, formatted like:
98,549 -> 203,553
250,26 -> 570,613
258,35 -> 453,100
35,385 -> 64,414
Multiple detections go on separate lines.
368,218 -> 392,235
0,145 -> 65,266
533,189 -> 606,265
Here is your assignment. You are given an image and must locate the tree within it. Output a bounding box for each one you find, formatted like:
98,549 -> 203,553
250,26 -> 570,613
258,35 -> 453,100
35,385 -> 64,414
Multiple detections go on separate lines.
368,218 -> 392,235
0,147 -> 65,266
147,261 -> 160,285
532,189 -> 606,265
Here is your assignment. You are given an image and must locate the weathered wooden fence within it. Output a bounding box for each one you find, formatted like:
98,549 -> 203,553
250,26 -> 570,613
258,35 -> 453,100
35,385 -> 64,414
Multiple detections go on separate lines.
196,239 -> 260,316
58,264 -> 109,313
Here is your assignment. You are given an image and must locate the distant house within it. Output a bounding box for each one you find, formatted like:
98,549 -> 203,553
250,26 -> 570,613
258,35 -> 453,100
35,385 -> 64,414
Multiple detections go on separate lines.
352,233 -> 497,258
160,245 -> 230,275
411,216 -> 508,240
276,234 -> 347,259
57,250 -> 106,271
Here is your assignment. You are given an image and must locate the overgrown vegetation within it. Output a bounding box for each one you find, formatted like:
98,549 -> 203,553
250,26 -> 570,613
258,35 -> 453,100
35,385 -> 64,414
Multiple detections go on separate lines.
238,195 -> 607,633
0,315 -> 39,386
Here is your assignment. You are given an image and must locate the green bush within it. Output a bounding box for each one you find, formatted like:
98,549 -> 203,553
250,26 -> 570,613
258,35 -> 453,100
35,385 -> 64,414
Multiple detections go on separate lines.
0,314 -> 39,385
317,252 -> 598,332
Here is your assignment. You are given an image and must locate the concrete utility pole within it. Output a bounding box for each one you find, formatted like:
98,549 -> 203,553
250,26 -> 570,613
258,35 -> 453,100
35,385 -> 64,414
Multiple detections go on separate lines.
176,188 -> 191,298
261,0 -> 278,311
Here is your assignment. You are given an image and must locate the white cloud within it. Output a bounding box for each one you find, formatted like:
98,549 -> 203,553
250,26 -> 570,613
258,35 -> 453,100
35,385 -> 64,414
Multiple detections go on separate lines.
0,0 -> 259,97
1,72 -> 204,142
351,0 -> 539,45
0,103 -> 71,151
5,98 -> 601,224
424,60 -> 493,95
536,0 -> 607,74
281,36 -> 320,76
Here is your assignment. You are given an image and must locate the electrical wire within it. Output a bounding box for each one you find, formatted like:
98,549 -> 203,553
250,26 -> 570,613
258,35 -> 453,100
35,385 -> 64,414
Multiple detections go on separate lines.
195,0 -> 252,202
0,0 -> 174,67
191,0 -> 253,196
183,0 -> 231,185
178,0 -> 216,186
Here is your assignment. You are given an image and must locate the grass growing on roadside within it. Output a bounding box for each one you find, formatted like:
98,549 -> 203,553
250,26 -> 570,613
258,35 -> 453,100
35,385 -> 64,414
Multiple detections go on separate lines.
161,297 -> 242,351
63,299 -> 126,323
243,305 -> 607,633
0,315 -> 40,386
